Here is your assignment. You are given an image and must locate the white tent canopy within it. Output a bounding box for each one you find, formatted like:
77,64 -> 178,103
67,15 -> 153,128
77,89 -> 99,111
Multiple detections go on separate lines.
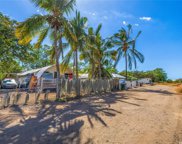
17,68 -> 41,76
17,65 -> 53,78
112,73 -> 125,79
35,65 -> 53,79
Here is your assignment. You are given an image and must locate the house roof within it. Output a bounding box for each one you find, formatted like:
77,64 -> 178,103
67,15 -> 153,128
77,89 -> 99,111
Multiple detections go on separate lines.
79,73 -> 126,79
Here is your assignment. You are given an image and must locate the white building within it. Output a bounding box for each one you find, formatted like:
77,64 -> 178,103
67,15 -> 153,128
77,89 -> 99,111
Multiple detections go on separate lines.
138,78 -> 152,84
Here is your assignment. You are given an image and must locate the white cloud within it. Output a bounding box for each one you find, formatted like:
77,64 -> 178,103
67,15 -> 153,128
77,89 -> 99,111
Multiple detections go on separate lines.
112,11 -> 134,18
139,17 -> 152,21
122,21 -> 127,25
134,23 -> 139,27
89,12 -> 96,16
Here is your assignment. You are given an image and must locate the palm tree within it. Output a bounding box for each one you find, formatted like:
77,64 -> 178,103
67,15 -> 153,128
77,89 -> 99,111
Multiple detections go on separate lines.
112,24 -> 144,80
80,25 -> 117,79
61,11 -> 87,96
80,24 -> 102,78
63,11 -> 87,79
15,0 -> 76,99
93,38 -> 117,79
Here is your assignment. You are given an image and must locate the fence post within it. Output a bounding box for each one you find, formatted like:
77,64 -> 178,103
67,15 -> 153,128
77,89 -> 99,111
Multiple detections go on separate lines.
12,93 -> 16,106
16,92 -> 21,105
76,79 -> 80,97
24,93 -> 29,105
35,91 -> 41,104
44,90 -> 49,101
4,92 -> 10,108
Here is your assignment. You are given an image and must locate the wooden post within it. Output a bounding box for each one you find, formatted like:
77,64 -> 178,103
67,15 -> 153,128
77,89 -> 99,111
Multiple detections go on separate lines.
44,90 -> 49,101
35,91 -> 40,104
24,93 -> 29,105
4,93 -> 10,108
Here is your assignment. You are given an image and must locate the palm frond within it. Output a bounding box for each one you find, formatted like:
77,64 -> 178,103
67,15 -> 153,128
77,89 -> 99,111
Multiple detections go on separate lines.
35,27 -> 49,48
15,14 -> 47,45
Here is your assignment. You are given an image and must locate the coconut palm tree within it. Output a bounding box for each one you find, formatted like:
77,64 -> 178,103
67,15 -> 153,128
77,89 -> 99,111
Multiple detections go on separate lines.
93,38 -> 117,79
112,24 -> 144,80
81,24 -> 117,79
15,0 -> 76,99
61,11 -> 87,96
63,11 -> 87,78
80,24 -> 102,78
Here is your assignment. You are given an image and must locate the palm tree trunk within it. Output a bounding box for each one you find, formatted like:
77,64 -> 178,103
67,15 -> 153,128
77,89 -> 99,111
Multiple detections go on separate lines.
75,49 -> 78,79
54,28 -> 61,99
125,55 -> 128,80
91,53 -> 95,79
59,36 -> 64,60
75,48 -> 80,97
99,62 -> 101,79
92,63 -> 94,79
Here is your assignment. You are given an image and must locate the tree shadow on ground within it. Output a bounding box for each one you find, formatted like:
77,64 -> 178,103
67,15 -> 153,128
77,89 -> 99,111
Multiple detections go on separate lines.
130,88 -> 174,96
0,92 -> 132,144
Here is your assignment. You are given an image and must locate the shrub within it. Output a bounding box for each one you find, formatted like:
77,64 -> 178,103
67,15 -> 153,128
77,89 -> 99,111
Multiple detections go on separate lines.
175,85 -> 182,93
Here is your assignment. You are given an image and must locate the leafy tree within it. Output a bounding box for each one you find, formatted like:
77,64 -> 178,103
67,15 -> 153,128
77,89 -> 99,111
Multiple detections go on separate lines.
22,44 -> 52,69
112,24 -> 144,80
120,68 -> 167,82
15,0 -> 76,99
0,12 -> 36,80
174,79 -> 182,83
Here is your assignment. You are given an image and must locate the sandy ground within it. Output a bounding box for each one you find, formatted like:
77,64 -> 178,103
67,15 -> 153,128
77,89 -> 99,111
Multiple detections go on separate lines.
0,85 -> 182,144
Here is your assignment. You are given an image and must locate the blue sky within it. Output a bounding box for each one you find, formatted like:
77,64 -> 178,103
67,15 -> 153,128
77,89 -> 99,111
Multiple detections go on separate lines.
0,0 -> 182,79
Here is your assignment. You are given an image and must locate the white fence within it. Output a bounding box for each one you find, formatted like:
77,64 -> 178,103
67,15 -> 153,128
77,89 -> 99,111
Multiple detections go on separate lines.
125,80 -> 143,89
0,79 -> 119,109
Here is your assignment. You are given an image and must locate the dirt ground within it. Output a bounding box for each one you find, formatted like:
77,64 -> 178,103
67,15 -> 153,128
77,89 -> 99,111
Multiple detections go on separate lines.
0,85 -> 182,144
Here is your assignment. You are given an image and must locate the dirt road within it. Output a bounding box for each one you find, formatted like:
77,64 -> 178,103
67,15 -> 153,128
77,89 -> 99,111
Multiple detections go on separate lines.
0,85 -> 182,144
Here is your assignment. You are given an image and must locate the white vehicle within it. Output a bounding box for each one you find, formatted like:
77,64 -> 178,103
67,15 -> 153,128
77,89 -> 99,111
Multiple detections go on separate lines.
1,78 -> 18,89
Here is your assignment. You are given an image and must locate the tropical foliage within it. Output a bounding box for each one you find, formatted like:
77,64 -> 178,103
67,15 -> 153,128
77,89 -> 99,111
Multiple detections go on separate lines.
0,12 -> 50,80
120,68 -> 167,82
62,11 -> 87,78
0,0 -> 147,98
15,0 -> 76,98
112,24 -> 144,80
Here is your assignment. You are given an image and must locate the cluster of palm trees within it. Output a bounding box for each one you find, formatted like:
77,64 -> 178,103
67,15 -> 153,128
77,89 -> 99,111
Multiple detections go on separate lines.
15,0 -> 144,98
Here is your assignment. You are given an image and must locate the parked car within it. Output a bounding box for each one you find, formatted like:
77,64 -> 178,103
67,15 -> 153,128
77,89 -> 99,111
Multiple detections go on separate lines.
1,78 -> 18,89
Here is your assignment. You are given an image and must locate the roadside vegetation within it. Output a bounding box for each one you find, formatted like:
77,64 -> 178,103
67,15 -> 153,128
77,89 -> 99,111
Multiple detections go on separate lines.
120,68 -> 167,82
0,0 -> 145,98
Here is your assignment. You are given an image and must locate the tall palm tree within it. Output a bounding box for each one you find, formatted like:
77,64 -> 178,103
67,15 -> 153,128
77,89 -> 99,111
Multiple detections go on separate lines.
93,38 -> 117,79
62,11 -> 87,96
81,24 -> 102,78
63,11 -> 87,79
15,0 -> 76,99
112,24 -> 144,80
81,25 -> 117,79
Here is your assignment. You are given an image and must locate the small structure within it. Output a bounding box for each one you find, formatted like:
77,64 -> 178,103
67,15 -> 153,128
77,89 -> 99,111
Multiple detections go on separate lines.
17,65 -> 73,90
79,74 -> 89,79
111,73 -> 126,90
138,78 -> 152,84
79,73 -> 126,80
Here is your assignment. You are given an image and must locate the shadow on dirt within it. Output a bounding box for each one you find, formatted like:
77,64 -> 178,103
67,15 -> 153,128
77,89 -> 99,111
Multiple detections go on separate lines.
0,92 -> 134,144
130,88 -> 174,96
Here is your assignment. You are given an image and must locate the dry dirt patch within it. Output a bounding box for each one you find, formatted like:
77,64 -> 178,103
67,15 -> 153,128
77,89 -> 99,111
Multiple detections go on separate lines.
0,85 -> 182,144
